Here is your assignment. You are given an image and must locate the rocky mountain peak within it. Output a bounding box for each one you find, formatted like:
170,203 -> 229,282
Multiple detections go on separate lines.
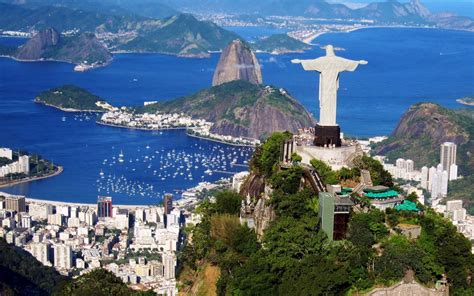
16,28 -> 60,60
212,39 -> 263,87
407,0 -> 431,18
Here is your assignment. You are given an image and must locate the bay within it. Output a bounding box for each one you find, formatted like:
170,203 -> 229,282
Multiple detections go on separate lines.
0,27 -> 472,204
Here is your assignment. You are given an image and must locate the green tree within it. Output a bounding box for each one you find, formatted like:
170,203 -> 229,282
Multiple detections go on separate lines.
214,190 -> 242,215
310,159 -> 338,185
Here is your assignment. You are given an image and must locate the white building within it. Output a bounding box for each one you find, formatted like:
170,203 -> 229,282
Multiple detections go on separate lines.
163,252 -> 176,280
56,205 -> 70,218
21,214 -> 31,228
29,203 -> 53,220
447,200 -> 463,212
54,244 -> 72,270
232,171 -> 249,192
48,213 -> 63,226
420,166 -> 428,189
449,163 -> 458,181
0,148 -> 13,160
18,155 -> 29,174
31,242 -> 51,266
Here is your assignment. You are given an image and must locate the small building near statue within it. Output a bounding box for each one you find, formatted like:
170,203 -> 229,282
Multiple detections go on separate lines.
318,191 -> 354,241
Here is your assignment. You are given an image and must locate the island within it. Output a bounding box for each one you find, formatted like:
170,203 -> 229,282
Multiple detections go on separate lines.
456,97 -> 474,106
0,149 -> 62,188
252,34 -> 312,54
35,85 -> 113,112
0,28 -> 113,71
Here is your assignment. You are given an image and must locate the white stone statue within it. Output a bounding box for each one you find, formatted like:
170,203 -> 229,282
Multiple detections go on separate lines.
292,45 -> 367,126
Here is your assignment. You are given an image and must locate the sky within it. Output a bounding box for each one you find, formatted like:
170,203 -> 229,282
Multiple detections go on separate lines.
329,0 -> 474,17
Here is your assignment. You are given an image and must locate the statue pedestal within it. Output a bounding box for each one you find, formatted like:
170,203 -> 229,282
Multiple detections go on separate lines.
314,124 -> 341,147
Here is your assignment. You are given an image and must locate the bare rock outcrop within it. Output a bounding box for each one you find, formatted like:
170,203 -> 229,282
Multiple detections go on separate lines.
212,39 -> 262,86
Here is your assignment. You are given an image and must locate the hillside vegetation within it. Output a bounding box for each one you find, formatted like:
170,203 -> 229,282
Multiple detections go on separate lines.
253,34 -> 311,53
179,133 -> 474,295
137,80 -> 315,140
0,4 -> 240,57
0,238 -> 155,296
35,85 -> 109,111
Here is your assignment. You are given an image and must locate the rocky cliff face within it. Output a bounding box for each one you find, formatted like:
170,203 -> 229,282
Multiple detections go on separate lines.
374,103 -> 473,172
14,28 -> 112,65
15,28 -> 60,60
212,39 -> 262,86
149,80 -> 315,140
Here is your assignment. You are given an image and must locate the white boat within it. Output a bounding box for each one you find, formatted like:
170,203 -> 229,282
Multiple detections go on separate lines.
119,150 -> 124,158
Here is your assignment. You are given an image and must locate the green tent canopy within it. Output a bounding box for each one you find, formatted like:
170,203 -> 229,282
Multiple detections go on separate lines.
395,200 -> 420,212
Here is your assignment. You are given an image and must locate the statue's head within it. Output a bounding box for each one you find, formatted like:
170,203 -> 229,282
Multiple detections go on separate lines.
325,45 -> 335,56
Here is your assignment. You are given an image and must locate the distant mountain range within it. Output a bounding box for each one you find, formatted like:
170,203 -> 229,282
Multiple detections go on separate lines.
0,3 -> 240,57
161,0 -> 474,31
114,13 -> 240,57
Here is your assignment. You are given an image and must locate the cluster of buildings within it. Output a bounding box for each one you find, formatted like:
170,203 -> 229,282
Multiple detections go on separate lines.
420,142 -> 458,204
99,109 -> 210,130
0,192 -> 190,295
374,142 -> 459,205
187,125 -> 260,146
436,200 -> 474,253
0,148 -> 30,177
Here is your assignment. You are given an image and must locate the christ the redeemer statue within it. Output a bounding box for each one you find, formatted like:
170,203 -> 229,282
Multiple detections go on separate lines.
292,45 -> 367,126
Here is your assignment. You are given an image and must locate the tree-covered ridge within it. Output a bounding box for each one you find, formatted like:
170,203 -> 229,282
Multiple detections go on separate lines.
0,238 -> 67,296
56,269 -> 155,296
179,133 -> 474,295
117,14 -> 240,56
35,85 -> 109,111
0,3 -> 146,33
252,34 -> 312,53
0,239 -> 156,296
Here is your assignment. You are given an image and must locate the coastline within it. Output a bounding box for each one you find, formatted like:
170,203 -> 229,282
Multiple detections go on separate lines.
96,120 -> 189,131
0,165 -> 63,189
23,196 -> 155,210
306,25 -> 450,44
35,100 -> 106,113
456,98 -> 474,107
97,121 -> 257,147
0,54 -> 111,70
186,132 -> 257,147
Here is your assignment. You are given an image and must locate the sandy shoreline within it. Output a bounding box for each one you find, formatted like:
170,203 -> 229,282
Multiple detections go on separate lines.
186,132 -> 257,147
96,120 -> 189,131
35,100 -> 106,113
0,166 -> 63,189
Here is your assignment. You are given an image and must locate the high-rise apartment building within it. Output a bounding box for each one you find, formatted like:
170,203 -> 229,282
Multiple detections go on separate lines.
5,195 -> 26,212
440,142 -> 456,176
97,196 -> 113,218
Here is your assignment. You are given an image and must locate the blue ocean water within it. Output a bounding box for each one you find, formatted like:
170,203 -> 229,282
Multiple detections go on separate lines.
0,27 -> 473,204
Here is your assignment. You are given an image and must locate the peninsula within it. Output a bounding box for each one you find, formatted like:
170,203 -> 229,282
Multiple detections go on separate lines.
35,85 -> 113,112
253,34 -> 312,54
456,97 -> 474,106
0,148 -> 62,188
